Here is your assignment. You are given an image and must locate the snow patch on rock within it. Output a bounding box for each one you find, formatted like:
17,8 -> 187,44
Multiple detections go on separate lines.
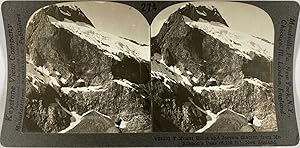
180,75 -> 192,86
157,57 -> 192,86
196,110 -> 218,133
253,116 -> 262,127
193,85 -> 238,94
192,77 -> 199,83
49,76 -> 61,87
60,77 -> 67,84
244,78 -> 267,87
58,111 -> 81,133
119,119 -> 128,129
151,72 -> 176,90
113,79 -> 136,89
61,86 -> 107,94
36,66 -> 51,76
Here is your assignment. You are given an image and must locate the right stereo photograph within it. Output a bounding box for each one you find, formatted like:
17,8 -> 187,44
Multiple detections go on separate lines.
151,2 -> 277,133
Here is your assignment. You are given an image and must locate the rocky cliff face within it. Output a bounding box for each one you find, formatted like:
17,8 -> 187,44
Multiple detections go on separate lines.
25,4 -> 151,133
151,3 -> 276,132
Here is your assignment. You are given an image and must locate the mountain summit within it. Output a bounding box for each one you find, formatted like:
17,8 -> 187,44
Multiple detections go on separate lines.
44,5 -> 95,27
179,3 -> 228,27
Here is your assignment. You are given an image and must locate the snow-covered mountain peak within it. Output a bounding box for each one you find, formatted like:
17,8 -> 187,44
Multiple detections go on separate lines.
159,3 -> 273,61
39,4 -> 150,62
51,21 -> 150,62
44,4 -> 95,27
185,21 -> 273,61
176,3 -> 274,61
178,3 -> 229,27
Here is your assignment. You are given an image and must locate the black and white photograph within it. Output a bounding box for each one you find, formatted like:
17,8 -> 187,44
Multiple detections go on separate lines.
24,1 -> 151,133
151,2 -> 277,133
1,0 -> 300,147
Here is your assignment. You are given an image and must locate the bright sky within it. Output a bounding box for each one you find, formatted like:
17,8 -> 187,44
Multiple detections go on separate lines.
58,2 -> 150,45
151,2 -> 274,42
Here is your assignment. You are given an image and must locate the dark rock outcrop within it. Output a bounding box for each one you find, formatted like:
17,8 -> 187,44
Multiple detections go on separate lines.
25,78 -> 71,132
205,110 -> 250,133
180,3 -> 229,27
44,5 -> 95,27
66,111 -> 118,133
151,78 -> 207,132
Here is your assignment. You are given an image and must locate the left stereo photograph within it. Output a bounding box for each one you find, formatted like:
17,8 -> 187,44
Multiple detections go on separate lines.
24,1 -> 151,133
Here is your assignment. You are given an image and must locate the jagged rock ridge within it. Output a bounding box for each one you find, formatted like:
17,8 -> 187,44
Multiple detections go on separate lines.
180,3 -> 229,27
44,5 -> 95,27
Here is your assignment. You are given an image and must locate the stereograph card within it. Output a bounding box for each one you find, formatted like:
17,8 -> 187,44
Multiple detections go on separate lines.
0,0 -> 299,147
